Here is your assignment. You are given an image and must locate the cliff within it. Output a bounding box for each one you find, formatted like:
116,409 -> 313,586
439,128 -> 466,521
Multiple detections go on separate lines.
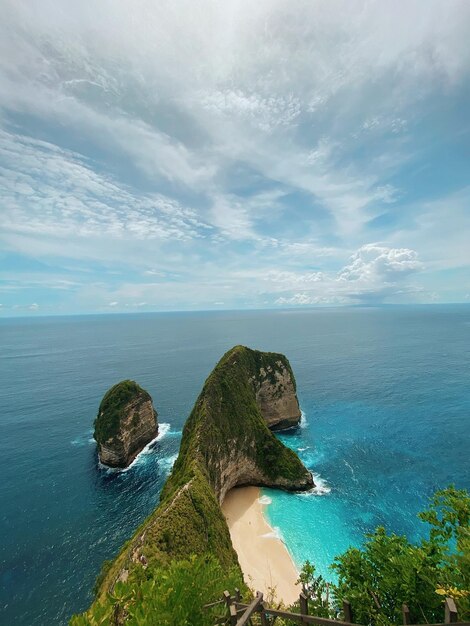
79,346 -> 313,621
253,354 -> 302,431
94,380 -> 158,468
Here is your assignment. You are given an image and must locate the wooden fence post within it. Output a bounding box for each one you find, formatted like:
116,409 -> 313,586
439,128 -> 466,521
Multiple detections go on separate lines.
223,591 -> 237,626
229,604 -> 237,626
402,603 -> 410,625
300,592 -> 309,623
445,597 -> 458,623
343,599 -> 353,623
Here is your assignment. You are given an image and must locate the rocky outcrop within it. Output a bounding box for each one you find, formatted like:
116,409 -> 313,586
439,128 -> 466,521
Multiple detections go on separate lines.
94,380 -> 158,468
87,346 -> 313,609
253,358 -> 301,431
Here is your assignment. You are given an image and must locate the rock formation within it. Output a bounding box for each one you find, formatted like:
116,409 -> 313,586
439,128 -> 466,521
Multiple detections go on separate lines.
94,380 -> 158,468
252,355 -> 302,431
84,346 -> 313,614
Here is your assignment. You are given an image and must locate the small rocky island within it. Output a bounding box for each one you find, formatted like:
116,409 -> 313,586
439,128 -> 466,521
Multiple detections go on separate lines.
94,380 -> 158,468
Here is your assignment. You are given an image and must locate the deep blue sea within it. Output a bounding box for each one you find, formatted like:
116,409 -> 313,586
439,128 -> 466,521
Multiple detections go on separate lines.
1,306 -> 469,625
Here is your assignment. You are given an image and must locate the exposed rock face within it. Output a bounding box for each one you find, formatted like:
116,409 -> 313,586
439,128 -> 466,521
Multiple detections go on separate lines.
253,359 -> 301,431
215,443 -> 313,503
94,380 -> 158,468
88,346 -> 313,607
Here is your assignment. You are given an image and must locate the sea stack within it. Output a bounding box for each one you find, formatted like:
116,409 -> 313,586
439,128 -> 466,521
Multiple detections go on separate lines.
253,354 -> 302,431
94,380 -> 158,468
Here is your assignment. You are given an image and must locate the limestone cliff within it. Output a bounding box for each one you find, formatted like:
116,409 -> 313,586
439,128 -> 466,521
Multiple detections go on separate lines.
253,355 -> 302,431
94,380 -> 158,468
86,346 -> 313,613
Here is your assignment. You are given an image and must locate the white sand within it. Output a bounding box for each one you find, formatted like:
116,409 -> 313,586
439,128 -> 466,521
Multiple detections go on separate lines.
222,486 -> 300,606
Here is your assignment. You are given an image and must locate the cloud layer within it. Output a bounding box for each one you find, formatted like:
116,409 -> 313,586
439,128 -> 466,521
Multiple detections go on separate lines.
0,0 -> 469,313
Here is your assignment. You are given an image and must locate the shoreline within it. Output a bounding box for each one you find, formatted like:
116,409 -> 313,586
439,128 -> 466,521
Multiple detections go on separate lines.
222,486 -> 300,606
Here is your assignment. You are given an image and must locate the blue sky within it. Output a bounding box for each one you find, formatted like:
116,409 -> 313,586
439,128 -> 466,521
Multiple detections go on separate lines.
0,0 -> 469,316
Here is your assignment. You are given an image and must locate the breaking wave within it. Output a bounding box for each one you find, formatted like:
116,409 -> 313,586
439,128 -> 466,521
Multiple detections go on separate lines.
160,453 -> 178,474
98,422 -> 173,473
261,526 -> 283,540
298,473 -> 331,497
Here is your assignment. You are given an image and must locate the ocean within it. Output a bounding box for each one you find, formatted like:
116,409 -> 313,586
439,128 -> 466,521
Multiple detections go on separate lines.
1,306 -> 469,624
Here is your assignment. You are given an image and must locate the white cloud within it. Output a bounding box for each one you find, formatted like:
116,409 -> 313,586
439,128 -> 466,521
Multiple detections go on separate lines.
0,1 -> 469,312
0,130 -> 212,254
271,244 -> 424,305
338,244 -> 422,283
1,1 -> 468,232
275,293 -> 348,306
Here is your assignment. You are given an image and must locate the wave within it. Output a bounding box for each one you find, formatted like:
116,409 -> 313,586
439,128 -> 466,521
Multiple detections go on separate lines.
297,446 -> 310,452
261,526 -> 283,540
343,459 -> 359,484
98,423 -> 173,473
298,473 -> 331,497
300,410 -> 308,428
71,430 -> 94,446
74,421 -> 176,450
156,422 -> 171,441
160,453 -> 178,474
258,495 -> 272,505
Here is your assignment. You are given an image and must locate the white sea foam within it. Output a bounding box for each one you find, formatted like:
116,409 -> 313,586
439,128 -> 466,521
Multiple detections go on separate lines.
311,473 -> 331,495
156,422 -> 171,441
297,446 -> 310,452
71,429 -> 94,446
298,473 -> 331,497
160,453 -> 178,474
300,410 -> 308,428
98,423 -> 172,473
261,526 -> 283,540
343,460 -> 359,484
258,495 -> 272,505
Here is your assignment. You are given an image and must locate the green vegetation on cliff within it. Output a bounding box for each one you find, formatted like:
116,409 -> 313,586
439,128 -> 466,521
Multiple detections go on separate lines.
94,380 -> 152,443
163,344 -> 311,501
72,555 -> 242,626
73,346 -> 312,624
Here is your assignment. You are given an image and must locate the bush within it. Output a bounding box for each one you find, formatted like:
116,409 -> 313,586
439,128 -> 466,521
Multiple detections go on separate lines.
297,486 -> 470,626
71,554 -> 243,626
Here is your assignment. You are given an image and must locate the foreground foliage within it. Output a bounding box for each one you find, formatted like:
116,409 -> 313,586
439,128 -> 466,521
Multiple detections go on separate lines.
296,486 -> 469,625
71,555 -> 242,626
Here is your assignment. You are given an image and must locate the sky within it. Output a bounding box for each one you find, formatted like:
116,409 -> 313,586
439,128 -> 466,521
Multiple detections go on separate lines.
0,0 -> 469,316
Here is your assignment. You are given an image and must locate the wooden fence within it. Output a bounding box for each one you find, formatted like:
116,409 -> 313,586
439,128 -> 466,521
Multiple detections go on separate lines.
205,590 -> 470,626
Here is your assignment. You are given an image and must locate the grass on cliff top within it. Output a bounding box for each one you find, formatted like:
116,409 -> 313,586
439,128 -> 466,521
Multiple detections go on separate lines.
93,380 -> 152,443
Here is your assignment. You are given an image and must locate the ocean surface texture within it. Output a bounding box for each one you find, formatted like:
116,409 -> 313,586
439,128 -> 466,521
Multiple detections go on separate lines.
1,306 -> 469,624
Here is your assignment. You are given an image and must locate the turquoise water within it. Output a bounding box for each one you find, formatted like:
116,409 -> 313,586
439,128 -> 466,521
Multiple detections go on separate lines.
1,307 -> 469,624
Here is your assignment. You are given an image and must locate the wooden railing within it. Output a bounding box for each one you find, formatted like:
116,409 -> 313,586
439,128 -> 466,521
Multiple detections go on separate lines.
205,590 -> 469,626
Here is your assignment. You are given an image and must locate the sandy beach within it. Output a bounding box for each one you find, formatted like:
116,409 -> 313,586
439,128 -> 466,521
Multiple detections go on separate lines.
222,486 -> 300,606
